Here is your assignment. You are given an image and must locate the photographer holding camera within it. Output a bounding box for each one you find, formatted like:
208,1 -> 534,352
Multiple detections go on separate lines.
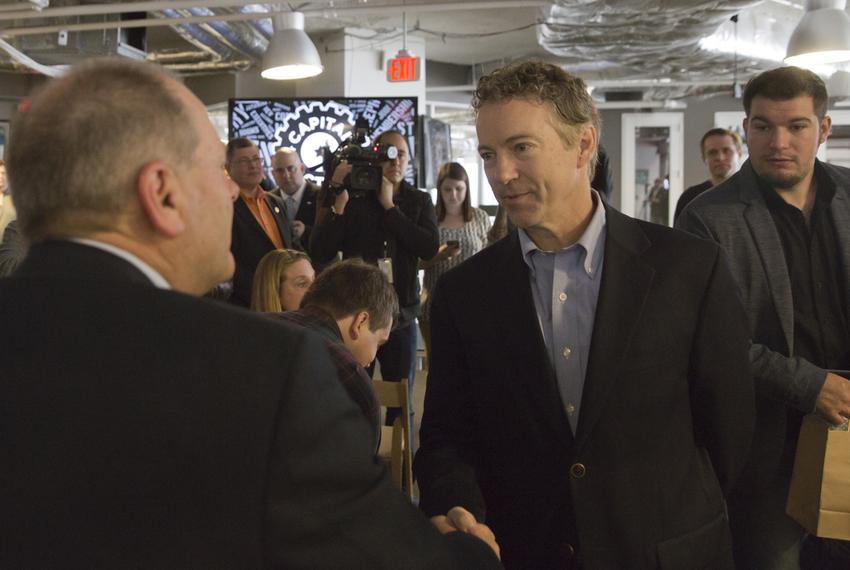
311,129 -> 438,435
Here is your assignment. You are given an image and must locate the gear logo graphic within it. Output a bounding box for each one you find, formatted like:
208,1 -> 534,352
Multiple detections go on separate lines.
274,101 -> 356,173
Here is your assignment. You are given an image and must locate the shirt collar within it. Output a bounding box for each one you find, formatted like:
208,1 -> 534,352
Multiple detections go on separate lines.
518,189 -> 607,276
69,237 -> 171,289
239,186 -> 264,203
283,181 -> 306,205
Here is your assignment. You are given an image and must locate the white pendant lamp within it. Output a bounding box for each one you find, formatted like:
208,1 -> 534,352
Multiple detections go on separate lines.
785,0 -> 850,67
261,11 -> 323,80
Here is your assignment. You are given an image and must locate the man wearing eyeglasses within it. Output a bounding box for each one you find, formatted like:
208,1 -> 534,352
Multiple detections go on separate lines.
270,147 -> 319,248
227,137 -> 300,307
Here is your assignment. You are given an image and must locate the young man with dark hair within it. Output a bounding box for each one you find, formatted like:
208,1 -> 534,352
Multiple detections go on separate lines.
678,65 -> 850,569
416,60 -> 754,569
311,129 -> 439,434
278,258 -> 399,442
674,128 -> 743,221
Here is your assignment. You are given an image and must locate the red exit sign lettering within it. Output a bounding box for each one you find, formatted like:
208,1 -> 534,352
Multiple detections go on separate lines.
386,56 -> 419,82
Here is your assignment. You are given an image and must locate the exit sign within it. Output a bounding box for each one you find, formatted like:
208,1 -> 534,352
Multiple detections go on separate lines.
386,56 -> 419,82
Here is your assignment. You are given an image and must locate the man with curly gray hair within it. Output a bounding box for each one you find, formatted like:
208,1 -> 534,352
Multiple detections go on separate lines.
416,60 -> 755,569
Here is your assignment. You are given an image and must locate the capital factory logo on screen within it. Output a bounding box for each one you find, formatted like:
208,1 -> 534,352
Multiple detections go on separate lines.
274,101 -> 355,173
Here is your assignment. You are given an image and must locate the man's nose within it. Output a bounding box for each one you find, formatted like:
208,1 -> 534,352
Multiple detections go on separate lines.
490,156 -> 517,185
770,128 -> 791,149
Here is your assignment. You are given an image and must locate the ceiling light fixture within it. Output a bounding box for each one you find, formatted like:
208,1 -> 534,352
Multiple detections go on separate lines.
785,0 -> 850,67
261,11 -> 323,80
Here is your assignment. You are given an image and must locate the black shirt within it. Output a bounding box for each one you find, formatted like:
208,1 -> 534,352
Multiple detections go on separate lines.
757,164 -> 850,371
310,180 -> 439,322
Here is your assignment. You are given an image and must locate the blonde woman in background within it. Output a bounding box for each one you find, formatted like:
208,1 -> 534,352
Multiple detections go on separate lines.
420,162 -> 491,357
250,249 -> 315,312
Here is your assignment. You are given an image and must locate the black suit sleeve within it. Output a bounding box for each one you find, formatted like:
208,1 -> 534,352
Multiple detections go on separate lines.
414,276 -> 488,521
265,330 -> 501,569
687,245 -> 755,494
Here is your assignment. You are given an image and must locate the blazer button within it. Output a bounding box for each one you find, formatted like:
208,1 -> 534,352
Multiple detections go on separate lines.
558,542 -> 576,559
570,463 -> 586,478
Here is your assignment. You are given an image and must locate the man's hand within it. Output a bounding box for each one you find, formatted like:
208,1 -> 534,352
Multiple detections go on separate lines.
291,220 -> 305,239
328,161 -> 352,215
815,372 -> 850,425
431,506 -> 500,560
377,175 -> 395,210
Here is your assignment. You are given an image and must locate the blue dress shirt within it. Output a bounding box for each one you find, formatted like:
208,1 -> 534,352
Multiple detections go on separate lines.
518,191 -> 607,433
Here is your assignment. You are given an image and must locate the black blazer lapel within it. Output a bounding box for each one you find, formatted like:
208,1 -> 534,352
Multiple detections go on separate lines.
265,193 -> 293,249
736,164 -> 795,352
825,167 -> 850,317
576,207 -> 654,451
297,183 -> 319,222
234,198 -> 275,248
499,232 -> 574,447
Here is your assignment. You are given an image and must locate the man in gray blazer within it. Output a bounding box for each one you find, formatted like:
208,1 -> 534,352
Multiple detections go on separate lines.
677,66 -> 850,570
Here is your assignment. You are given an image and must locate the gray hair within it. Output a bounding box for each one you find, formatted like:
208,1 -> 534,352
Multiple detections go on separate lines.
8,58 -> 197,242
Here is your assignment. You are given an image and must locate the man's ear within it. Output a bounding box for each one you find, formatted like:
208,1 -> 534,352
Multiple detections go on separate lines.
577,124 -> 597,170
819,115 -> 832,145
136,160 -> 185,238
347,310 -> 370,340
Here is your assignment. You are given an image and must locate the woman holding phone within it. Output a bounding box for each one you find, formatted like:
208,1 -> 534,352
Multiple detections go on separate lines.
419,162 -> 491,357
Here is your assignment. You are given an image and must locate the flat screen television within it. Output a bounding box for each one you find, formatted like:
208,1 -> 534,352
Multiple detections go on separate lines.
228,97 -> 418,185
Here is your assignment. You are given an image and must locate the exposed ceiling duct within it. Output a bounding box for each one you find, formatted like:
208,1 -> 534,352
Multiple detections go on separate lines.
538,0 -> 801,101
147,6 -> 270,73
0,0 -> 835,102
0,1 -> 277,74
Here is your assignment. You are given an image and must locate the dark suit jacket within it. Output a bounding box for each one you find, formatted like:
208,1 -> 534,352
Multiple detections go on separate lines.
0,241 -> 501,570
272,180 -> 320,248
674,180 -> 712,222
415,204 -> 754,569
230,191 -> 298,307
676,159 -> 850,490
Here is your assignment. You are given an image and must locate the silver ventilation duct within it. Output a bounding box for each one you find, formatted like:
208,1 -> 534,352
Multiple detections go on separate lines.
539,0 -> 798,100
148,6 -> 270,73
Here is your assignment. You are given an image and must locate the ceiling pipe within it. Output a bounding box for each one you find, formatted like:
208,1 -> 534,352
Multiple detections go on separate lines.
0,0 -> 549,24
0,37 -> 65,76
0,0 -> 47,13
0,1 -> 547,39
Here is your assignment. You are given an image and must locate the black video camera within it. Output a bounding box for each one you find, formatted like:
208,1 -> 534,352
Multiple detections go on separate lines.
325,119 -> 398,198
